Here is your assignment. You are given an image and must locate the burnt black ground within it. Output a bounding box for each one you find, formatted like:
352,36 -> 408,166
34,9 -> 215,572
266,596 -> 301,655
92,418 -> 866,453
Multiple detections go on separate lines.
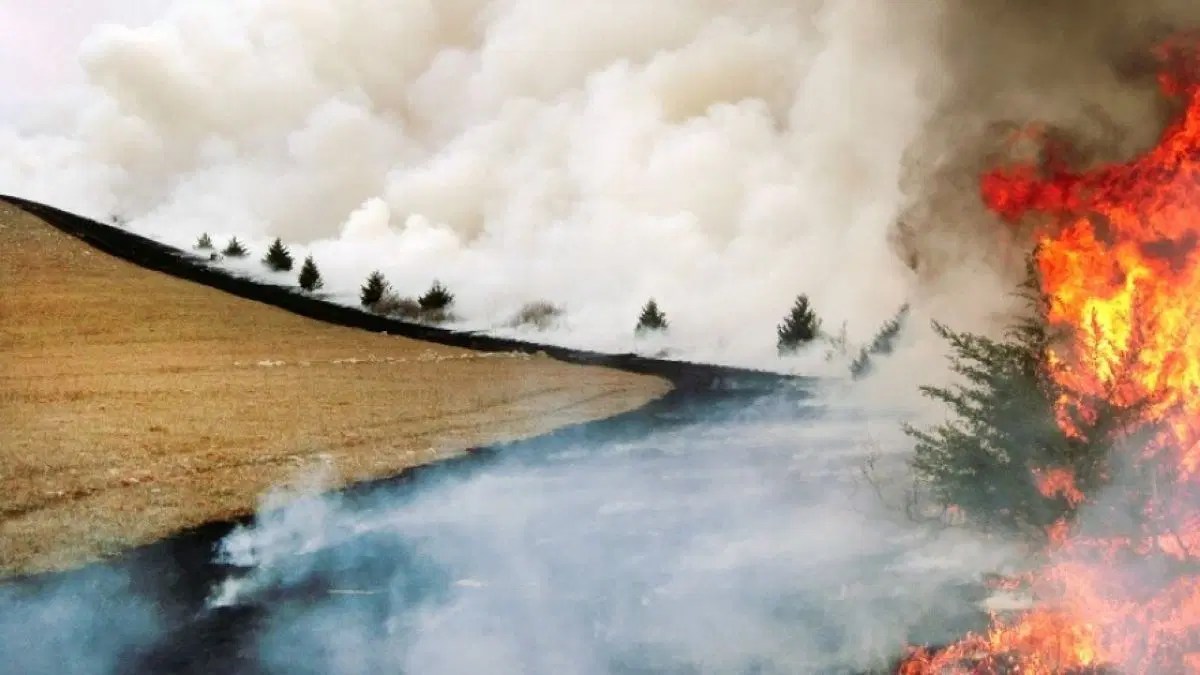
5,382 -> 799,674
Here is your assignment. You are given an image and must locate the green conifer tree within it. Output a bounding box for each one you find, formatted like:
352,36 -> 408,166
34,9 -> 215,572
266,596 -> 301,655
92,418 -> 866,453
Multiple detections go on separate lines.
850,304 -> 911,379
222,237 -> 249,258
905,266 -> 1154,538
194,233 -> 214,250
777,294 -> 822,355
360,271 -> 390,308
298,255 -> 323,292
418,281 -> 455,312
262,237 -> 294,272
635,299 -> 669,336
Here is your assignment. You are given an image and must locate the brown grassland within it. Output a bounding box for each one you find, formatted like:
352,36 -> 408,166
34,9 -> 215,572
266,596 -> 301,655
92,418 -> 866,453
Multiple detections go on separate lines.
0,202 -> 669,577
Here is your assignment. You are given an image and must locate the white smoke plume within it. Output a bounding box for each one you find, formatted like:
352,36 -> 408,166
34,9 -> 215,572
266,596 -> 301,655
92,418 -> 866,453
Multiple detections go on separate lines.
1,0 -> 965,371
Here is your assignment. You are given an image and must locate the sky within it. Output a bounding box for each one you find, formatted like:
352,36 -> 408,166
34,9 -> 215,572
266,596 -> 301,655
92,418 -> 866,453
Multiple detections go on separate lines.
0,1 -> 171,116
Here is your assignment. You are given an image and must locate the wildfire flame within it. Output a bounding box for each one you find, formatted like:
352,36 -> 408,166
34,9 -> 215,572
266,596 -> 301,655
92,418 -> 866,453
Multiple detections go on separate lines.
899,35 -> 1200,674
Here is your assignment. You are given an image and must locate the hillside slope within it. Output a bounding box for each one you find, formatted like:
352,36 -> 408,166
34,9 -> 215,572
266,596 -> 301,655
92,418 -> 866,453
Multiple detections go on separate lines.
0,202 -> 669,576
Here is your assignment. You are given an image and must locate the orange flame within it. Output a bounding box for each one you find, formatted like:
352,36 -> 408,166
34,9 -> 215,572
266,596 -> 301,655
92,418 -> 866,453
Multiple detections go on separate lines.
900,35 -> 1200,674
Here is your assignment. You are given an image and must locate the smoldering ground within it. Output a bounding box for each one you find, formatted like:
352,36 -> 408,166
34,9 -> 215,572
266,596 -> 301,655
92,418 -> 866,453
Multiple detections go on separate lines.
193,387 -> 1021,673
0,381 -> 1024,675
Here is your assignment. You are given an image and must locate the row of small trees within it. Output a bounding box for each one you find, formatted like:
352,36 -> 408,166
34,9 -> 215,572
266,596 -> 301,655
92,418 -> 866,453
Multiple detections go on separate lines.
359,270 -> 456,323
196,233 -> 325,292
634,294 -> 910,373
195,232 -> 910,363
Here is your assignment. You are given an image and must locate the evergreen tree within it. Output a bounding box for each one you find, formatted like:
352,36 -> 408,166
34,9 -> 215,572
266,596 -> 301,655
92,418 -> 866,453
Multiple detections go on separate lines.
418,281 -> 455,312
635,299 -> 669,335
850,304 -> 911,379
777,294 -> 822,355
194,233 -> 214,250
360,271 -> 390,308
298,255 -> 323,292
262,237 -> 294,272
904,266 -> 1153,538
222,237 -> 249,258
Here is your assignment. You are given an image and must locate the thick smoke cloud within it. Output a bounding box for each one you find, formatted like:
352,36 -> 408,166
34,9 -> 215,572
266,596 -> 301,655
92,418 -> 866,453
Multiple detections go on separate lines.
895,0 -> 1200,323
2,0 -> 940,370
5,2 -> 1198,368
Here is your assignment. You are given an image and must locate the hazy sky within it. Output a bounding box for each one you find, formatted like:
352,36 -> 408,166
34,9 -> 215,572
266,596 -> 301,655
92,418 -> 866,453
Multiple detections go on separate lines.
0,0 -> 172,115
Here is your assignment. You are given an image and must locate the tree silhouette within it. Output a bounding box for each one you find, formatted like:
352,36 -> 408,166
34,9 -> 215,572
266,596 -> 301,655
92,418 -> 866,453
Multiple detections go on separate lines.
777,294 -> 822,355
262,238 -> 294,272
360,271 -> 390,308
635,299 -> 668,336
222,237 -> 248,258
298,255 -> 323,292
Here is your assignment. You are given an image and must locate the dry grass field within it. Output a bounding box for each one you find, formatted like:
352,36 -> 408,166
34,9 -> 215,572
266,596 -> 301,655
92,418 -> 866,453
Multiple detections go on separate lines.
0,202 -> 669,577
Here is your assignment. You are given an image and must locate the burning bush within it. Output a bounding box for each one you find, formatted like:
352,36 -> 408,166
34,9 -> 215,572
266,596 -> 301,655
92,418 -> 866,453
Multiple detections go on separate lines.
900,34 -> 1200,675
904,274 -> 1148,540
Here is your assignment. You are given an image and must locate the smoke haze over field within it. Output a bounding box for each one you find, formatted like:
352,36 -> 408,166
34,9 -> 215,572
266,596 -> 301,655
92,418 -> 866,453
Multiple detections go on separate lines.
5,1 -> 1195,367
4,1 -> 1198,368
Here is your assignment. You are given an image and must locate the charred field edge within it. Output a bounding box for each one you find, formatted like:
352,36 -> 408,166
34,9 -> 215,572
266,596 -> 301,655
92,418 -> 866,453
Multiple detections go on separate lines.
1,195 -> 788,393
1,195 -> 817,673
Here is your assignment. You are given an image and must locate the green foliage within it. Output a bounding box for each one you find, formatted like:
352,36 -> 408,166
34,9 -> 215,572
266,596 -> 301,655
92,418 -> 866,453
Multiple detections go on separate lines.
850,304 -> 911,379
635,299 -> 668,335
263,237 -> 294,272
298,255 -> 323,292
360,271 -> 390,308
418,281 -> 455,312
194,233 -> 214,250
777,294 -> 822,355
222,237 -> 249,257
905,271 -> 1152,538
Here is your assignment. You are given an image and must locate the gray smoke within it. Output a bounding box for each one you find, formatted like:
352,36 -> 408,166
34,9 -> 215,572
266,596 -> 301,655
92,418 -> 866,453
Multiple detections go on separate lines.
206,390 -> 1019,674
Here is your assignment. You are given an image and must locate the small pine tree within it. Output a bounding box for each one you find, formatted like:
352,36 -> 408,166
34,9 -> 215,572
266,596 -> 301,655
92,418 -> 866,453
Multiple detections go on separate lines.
223,237 -> 248,258
418,281 -> 455,312
194,233 -> 214,250
777,294 -> 822,355
298,255 -> 323,292
635,299 -> 669,335
850,304 -> 911,379
262,237 -> 294,272
360,271 -> 390,308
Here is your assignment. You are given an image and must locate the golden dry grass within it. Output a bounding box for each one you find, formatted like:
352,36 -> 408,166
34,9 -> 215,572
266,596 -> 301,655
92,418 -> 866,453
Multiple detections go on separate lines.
0,203 -> 669,577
